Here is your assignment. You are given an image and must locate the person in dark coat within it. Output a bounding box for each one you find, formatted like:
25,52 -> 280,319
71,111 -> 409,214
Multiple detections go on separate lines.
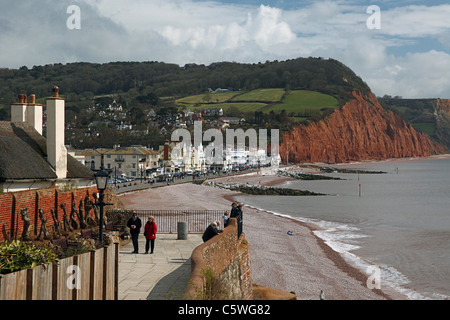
234,204 -> 243,238
230,202 -> 238,218
144,216 -> 157,254
202,221 -> 220,242
127,213 -> 142,253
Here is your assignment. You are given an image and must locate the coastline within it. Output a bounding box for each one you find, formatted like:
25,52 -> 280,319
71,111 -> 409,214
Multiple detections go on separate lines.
333,153 -> 450,167
211,172 -> 406,300
118,171 -> 407,300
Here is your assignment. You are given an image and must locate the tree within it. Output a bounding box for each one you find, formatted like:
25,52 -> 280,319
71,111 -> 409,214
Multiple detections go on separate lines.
202,92 -> 212,103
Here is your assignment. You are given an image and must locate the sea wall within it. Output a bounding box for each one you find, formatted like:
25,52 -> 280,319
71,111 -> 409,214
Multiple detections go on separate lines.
280,91 -> 446,163
185,218 -> 253,300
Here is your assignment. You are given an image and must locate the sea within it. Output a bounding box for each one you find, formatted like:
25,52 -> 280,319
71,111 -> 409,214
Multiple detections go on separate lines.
236,156 -> 450,300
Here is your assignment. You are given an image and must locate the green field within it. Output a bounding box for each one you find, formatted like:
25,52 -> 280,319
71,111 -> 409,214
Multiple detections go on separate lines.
230,88 -> 285,102
176,88 -> 339,117
265,90 -> 338,113
206,102 -> 267,112
186,102 -> 267,113
176,91 -> 242,104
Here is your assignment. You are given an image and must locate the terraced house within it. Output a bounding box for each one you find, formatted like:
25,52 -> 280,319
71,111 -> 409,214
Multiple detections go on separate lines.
76,146 -> 160,180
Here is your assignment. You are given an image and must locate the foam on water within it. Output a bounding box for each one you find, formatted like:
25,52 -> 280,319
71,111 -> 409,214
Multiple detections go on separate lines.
242,202 -> 436,300
296,216 -> 435,300
241,157 -> 450,300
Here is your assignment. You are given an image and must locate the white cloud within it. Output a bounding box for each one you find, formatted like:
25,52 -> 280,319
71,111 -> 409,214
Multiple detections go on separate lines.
0,0 -> 448,98
370,50 -> 450,98
157,5 -> 295,53
90,0 -> 250,31
251,5 -> 296,48
382,5 -> 450,37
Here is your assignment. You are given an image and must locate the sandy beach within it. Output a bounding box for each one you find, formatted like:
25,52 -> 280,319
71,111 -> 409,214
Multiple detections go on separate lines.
119,171 -> 406,300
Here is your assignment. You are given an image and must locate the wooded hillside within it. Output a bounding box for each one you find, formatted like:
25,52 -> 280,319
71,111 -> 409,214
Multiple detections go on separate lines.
0,57 -> 371,119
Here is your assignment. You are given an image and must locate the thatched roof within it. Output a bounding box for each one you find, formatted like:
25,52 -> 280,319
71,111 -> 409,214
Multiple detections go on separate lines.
0,121 -> 94,181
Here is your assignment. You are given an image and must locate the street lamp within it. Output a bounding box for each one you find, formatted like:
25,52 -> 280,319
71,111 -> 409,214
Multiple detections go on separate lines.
94,167 -> 112,244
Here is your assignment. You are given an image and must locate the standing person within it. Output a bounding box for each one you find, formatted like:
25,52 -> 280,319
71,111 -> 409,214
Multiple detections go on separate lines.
223,211 -> 229,227
235,203 -> 243,238
144,216 -> 157,254
127,213 -> 142,253
230,202 -> 238,218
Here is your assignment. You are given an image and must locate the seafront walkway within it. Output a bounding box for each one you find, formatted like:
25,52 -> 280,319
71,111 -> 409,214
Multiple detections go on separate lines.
118,233 -> 203,300
116,168 -> 274,300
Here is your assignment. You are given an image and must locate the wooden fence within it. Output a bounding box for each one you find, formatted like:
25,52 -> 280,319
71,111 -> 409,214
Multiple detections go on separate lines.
0,243 -> 118,300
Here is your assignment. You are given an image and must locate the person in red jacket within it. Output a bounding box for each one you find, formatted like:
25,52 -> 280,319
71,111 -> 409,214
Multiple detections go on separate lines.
144,216 -> 157,254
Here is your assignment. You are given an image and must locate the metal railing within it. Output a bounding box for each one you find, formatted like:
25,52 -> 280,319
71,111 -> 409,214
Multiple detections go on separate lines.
106,209 -> 226,233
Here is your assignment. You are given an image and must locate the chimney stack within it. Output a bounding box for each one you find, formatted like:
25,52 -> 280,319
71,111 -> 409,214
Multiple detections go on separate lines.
46,86 -> 67,179
11,94 -> 43,134
164,139 -> 170,160
26,94 -> 43,135
11,94 -> 27,123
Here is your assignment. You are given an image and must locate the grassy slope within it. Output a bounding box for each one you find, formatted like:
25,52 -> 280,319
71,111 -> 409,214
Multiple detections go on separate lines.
265,90 -> 338,113
175,89 -> 339,116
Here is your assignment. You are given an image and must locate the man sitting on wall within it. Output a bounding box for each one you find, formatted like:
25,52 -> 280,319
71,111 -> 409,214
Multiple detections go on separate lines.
202,221 -> 222,242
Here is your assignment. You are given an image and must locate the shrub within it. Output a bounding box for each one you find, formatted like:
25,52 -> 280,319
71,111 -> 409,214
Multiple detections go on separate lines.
0,240 -> 57,274
189,268 -> 228,300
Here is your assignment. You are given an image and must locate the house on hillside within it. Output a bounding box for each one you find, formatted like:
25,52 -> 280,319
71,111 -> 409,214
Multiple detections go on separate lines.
219,116 -> 245,128
107,100 -> 123,111
0,88 -> 94,193
202,108 -> 223,117
208,88 -> 230,93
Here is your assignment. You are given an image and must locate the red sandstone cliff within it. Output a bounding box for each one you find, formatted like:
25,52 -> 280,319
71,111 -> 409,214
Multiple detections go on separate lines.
280,91 -> 446,164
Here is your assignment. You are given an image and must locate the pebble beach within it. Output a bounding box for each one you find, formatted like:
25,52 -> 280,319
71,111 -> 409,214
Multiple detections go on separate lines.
118,171 -> 406,300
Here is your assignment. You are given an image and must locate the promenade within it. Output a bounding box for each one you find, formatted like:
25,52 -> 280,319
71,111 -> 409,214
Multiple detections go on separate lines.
118,233 -> 203,300
115,170 -> 261,300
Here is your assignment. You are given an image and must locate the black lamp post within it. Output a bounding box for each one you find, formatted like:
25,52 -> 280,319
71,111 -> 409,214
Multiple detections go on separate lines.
94,167 -> 112,244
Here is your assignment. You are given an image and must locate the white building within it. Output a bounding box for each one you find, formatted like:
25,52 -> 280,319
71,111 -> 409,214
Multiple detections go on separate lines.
77,146 -> 160,179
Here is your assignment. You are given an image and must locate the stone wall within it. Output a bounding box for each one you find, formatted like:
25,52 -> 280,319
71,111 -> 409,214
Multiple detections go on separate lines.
185,218 -> 253,300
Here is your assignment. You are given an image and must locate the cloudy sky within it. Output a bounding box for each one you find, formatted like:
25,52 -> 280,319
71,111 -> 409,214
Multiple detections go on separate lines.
0,0 -> 449,98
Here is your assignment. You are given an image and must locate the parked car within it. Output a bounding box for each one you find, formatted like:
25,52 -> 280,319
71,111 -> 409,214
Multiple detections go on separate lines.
173,172 -> 184,178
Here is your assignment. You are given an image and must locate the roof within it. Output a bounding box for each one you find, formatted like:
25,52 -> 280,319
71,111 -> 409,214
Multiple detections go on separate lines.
76,146 -> 159,156
0,121 -> 94,181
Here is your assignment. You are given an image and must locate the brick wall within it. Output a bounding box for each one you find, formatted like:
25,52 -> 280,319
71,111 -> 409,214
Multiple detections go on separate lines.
0,186 -> 103,241
186,218 -> 253,300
